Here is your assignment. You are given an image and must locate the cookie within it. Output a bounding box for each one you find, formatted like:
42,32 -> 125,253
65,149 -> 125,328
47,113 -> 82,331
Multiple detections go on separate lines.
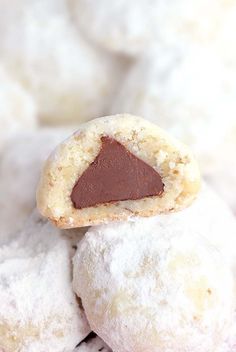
37,114 -> 200,228
0,128 -> 74,242
68,0 -> 236,60
75,334 -> 111,352
69,0 -> 157,56
112,47 -> 236,170
0,65 -> 37,149
73,185 -> 236,352
0,211 -> 90,352
150,0 -> 236,63
0,0 -> 122,125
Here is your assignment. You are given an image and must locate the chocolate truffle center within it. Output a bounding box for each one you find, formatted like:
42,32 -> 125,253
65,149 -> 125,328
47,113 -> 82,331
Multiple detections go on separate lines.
71,136 -> 164,209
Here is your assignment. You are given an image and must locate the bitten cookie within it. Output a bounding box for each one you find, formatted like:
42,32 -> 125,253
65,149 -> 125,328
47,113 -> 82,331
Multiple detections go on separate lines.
37,114 -> 200,228
73,186 -> 236,352
0,211 -> 90,352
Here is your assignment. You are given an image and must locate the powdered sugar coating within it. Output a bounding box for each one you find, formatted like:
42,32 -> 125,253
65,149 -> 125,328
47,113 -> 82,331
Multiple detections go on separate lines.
112,47 -> 236,171
73,186 -> 236,352
69,0 -> 236,59
0,0 -> 120,125
0,211 -> 90,352
69,0 -> 157,56
0,66 -> 37,149
150,0 -> 236,63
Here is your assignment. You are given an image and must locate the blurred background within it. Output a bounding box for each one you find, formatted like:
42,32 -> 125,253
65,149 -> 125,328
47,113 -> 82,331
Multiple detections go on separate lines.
0,0 -> 236,239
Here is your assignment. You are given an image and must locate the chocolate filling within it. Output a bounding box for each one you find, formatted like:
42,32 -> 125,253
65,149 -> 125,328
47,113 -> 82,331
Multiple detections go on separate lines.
71,136 -> 164,209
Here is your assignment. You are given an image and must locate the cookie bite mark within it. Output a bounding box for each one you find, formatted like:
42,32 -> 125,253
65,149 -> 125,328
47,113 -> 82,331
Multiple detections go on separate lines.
71,136 -> 164,209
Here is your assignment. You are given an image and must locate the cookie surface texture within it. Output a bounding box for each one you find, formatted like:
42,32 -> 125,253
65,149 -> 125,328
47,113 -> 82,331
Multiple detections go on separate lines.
0,211 -> 90,352
73,186 -> 236,352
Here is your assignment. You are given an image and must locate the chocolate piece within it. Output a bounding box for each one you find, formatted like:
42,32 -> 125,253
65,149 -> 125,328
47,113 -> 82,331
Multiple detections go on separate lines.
71,136 -> 164,209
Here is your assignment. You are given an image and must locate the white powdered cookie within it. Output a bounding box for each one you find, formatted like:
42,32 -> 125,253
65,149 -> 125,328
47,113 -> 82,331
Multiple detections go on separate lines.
37,114 -> 200,228
112,47 -> 236,170
73,186 -> 236,352
68,0 -> 236,59
149,0 -> 236,63
0,128 -> 74,241
150,0 -> 236,61
69,0 -> 157,56
0,0 -> 121,125
0,65 -> 37,149
74,335 -> 111,352
0,211 -> 90,352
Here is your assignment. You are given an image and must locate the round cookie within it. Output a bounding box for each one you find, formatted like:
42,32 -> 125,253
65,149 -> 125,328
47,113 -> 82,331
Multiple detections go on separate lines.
0,128 -> 74,241
73,186 -> 236,352
69,0 -> 157,56
0,211 -> 90,352
0,0 -> 121,125
0,65 -> 37,150
37,114 -> 200,228
112,47 -> 236,171
152,0 -> 236,62
68,0 -> 236,59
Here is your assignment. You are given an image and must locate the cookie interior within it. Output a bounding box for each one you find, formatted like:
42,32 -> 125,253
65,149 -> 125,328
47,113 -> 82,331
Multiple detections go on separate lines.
71,136 -> 164,209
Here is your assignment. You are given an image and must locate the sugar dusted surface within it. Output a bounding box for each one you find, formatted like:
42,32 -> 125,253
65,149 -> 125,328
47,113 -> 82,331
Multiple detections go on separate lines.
73,185 -> 236,352
0,211 -> 90,352
69,0 -> 236,59
0,0 -> 121,125
69,0 -> 157,55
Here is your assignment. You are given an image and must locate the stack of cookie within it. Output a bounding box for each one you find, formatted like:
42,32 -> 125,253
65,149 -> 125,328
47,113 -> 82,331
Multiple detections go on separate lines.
1,0 -> 236,217
1,1 -> 236,351
35,114 -> 236,352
